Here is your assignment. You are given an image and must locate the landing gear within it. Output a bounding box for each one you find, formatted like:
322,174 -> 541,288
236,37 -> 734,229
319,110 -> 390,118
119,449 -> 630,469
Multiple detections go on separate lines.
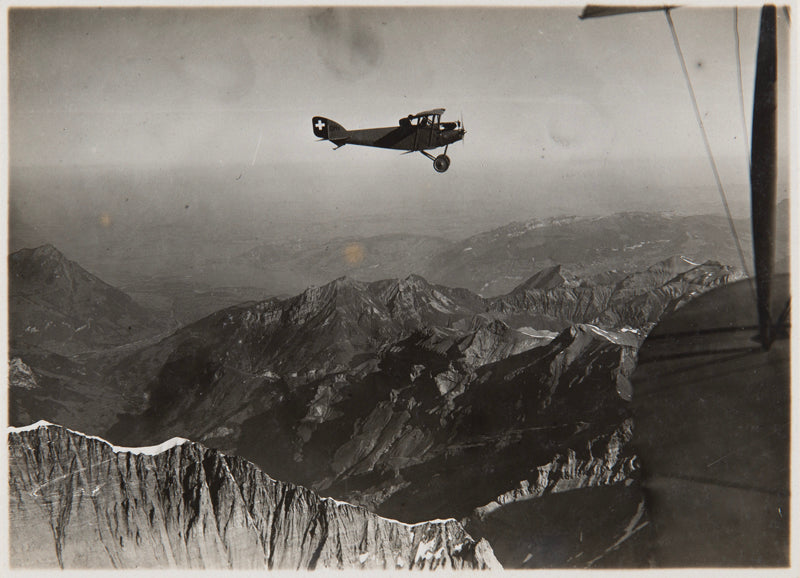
420,149 -> 452,173
433,154 -> 451,173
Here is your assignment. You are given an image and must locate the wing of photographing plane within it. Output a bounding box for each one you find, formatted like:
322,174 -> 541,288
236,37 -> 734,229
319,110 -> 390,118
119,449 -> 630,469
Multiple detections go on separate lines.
581,4 -> 790,567
579,5 -> 675,19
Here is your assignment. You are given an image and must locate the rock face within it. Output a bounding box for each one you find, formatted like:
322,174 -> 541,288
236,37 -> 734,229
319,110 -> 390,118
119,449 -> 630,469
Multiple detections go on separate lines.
8,422 -> 500,570
466,419 -> 636,521
9,357 -> 39,390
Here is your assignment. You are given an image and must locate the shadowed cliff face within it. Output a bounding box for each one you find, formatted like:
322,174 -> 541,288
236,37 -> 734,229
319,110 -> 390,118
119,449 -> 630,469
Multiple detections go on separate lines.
8,423 -> 501,570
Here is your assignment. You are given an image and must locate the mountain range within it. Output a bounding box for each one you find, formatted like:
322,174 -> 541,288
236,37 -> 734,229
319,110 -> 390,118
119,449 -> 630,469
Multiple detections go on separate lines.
104,208 -> 788,325
235,208 -> 788,298
7,228 -> 746,568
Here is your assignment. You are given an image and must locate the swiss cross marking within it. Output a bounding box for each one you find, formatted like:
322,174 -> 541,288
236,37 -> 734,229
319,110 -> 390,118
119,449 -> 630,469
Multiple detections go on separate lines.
315,119 -> 326,131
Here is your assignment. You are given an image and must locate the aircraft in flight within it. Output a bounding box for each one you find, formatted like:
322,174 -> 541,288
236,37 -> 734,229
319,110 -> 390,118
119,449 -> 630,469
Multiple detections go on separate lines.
312,108 -> 466,172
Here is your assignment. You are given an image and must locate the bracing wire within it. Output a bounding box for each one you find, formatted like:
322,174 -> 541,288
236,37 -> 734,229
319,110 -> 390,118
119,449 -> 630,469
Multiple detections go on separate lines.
664,9 -> 755,289
734,7 -> 752,169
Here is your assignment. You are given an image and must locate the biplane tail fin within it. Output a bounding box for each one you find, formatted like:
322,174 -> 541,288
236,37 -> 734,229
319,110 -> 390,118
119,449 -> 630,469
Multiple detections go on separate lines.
312,116 -> 348,145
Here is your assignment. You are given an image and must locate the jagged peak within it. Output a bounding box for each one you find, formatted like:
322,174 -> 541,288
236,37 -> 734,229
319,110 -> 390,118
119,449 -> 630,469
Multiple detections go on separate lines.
371,273 -> 432,291
512,265 -> 577,292
394,273 -> 435,293
402,273 -> 431,285
293,276 -> 367,303
8,421 -> 189,456
319,275 -> 368,292
31,243 -> 62,256
22,243 -> 72,261
11,243 -> 68,263
474,317 -> 511,334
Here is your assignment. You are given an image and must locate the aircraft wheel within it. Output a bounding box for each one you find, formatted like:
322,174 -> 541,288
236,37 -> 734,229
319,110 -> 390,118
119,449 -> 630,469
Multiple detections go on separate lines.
433,155 -> 450,173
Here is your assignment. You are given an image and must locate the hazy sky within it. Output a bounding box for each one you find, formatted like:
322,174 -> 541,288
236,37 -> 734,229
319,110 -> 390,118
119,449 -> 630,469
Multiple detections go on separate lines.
6,4 -> 793,277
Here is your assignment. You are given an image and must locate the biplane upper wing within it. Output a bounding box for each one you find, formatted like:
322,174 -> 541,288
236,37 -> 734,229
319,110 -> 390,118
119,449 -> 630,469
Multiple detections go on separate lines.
410,108 -> 445,118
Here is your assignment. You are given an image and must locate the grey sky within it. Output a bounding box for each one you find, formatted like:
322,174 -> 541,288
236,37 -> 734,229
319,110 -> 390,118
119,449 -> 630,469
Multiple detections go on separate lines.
11,7 -> 788,165
7,5 -> 793,277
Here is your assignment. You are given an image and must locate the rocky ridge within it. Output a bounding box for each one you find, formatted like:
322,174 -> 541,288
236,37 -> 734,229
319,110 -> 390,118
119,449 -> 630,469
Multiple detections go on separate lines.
8,422 -> 500,570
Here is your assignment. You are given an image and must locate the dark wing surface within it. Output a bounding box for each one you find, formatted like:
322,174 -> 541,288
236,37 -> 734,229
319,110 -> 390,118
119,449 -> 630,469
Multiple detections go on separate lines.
579,5 -> 675,19
629,274 -> 790,566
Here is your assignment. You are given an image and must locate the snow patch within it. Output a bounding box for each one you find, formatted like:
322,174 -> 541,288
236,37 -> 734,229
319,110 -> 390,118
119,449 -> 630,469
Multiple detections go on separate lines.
681,255 -> 700,266
583,324 -> 637,346
415,538 -> 437,563
322,496 -> 350,508
8,419 -> 55,432
517,327 -> 559,340
358,552 -> 369,564
428,300 -> 452,314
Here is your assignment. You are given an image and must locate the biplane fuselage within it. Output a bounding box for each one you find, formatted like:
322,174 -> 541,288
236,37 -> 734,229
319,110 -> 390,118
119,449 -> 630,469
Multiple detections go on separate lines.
338,124 -> 464,151
312,108 -> 465,172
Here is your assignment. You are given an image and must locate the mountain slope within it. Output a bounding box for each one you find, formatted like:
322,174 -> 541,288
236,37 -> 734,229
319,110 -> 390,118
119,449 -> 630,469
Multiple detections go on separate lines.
9,244 -> 170,355
8,422 -> 500,570
425,212 -> 752,295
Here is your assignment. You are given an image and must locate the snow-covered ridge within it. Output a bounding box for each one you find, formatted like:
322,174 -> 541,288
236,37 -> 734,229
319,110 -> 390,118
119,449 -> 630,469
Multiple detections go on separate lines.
12,422 -> 459,532
321,496 -> 457,528
8,420 -> 189,456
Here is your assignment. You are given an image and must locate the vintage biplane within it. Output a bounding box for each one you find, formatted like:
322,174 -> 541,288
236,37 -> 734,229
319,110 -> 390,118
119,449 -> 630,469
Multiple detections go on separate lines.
312,108 -> 466,172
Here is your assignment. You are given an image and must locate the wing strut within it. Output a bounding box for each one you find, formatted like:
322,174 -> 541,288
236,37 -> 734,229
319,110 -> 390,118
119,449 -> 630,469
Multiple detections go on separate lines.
750,5 -> 779,350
